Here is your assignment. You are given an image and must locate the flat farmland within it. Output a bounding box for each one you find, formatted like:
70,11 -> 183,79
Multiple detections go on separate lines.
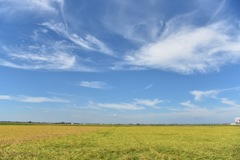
0,125 -> 239,160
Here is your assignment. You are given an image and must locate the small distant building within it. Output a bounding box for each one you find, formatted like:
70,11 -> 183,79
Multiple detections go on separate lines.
235,117 -> 240,124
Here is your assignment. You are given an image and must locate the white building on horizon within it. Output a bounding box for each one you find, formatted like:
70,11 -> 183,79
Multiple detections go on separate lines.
235,117 -> 240,124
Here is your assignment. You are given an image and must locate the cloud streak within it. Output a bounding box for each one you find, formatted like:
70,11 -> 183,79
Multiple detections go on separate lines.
190,90 -> 219,101
190,86 -> 240,101
180,101 -> 199,109
0,44 -> 87,71
0,95 -> 67,103
0,95 -> 12,100
179,86 -> 240,117
42,21 -> 114,55
220,98 -> 240,109
78,81 -> 110,89
0,0 -> 63,15
134,98 -> 163,107
89,98 -> 165,111
144,84 -> 153,90
97,103 -> 145,111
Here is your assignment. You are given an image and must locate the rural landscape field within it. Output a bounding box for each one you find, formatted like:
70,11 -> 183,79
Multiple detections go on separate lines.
1,1 -> 240,159
0,124 -> 239,159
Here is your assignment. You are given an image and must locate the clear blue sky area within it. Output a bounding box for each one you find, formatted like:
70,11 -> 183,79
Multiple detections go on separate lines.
0,0 -> 240,124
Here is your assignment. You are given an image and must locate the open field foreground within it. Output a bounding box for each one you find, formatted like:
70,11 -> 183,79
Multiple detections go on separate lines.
0,125 -> 239,160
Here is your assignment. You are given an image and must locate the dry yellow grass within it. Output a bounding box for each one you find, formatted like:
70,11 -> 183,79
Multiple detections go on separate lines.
0,125 -> 240,159
0,125 -> 104,147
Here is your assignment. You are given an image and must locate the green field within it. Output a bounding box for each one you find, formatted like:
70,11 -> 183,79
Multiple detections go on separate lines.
0,125 -> 239,159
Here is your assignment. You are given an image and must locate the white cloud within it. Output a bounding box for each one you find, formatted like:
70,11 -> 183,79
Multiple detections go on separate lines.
0,1 -> 113,72
85,35 -> 114,55
78,81 -> 109,89
221,98 -> 240,108
0,42 -> 95,72
0,95 -> 67,103
9,52 -> 76,70
0,95 -> 12,100
126,21 -> 240,74
0,0 -> 63,15
16,96 -> 67,103
179,101 -> 216,118
144,84 -> 153,90
42,22 -> 91,50
179,87 -> 240,121
105,17 -> 163,44
190,87 -> 240,101
134,98 -> 163,106
42,21 -> 114,55
180,101 -> 198,108
97,103 -> 144,111
2,50 -> 74,70
175,103 -> 240,123
190,90 -> 219,101
103,1 -> 164,44
88,98 -> 165,111
1,0 -> 239,74
209,0 -> 227,22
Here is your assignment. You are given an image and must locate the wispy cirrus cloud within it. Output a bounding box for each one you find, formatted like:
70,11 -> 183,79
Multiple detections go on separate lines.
0,0 -> 63,15
144,84 -> 153,90
1,0 -> 240,74
190,90 -> 219,101
190,87 -> 240,101
97,102 -> 144,111
126,21 -> 240,74
0,43 -> 94,72
78,81 -> 110,89
176,98 -> 240,124
180,101 -> 199,109
220,98 -> 240,108
0,0 -> 114,72
104,0 -> 240,74
0,95 -> 12,100
134,98 -> 163,107
103,0 -> 164,44
42,21 -> 114,55
180,86 -> 240,115
0,94 -> 67,103
16,96 -> 68,103
0,23 -> 114,71
89,98 -> 165,111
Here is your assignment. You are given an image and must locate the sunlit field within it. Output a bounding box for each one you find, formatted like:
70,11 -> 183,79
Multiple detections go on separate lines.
0,125 -> 239,159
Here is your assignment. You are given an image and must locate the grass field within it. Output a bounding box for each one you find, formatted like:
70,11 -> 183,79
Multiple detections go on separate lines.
0,125 -> 239,160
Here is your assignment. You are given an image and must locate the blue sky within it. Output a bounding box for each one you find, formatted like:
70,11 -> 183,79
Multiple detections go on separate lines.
0,0 -> 240,124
